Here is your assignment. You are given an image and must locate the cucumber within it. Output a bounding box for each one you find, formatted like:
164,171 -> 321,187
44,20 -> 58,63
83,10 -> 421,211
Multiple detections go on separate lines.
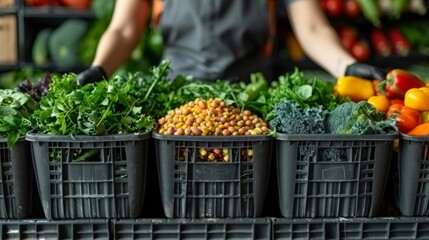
32,28 -> 52,66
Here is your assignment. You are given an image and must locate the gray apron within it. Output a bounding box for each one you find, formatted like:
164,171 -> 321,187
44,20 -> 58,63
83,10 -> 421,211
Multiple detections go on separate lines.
159,0 -> 270,82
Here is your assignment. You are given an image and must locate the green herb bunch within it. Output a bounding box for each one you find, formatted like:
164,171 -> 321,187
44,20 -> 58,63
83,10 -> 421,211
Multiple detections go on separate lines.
32,72 -> 155,136
0,89 -> 38,149
260,68 -> 345,119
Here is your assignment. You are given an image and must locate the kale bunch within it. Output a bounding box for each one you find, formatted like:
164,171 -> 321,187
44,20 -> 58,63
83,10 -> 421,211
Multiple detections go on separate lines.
269,98 -> 328,134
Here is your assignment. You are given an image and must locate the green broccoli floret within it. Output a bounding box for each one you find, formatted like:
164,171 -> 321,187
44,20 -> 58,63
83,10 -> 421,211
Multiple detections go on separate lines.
269,98 -> 327,134
326,101 -> 397,134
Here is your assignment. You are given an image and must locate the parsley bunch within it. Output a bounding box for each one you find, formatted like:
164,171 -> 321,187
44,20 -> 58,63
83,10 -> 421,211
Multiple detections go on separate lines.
32,73 -> 155,136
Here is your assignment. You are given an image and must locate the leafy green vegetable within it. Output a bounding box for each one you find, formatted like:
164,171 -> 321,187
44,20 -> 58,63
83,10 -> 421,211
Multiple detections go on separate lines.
0,89 -> 37,149
269,99 -> 328,135
325,101 -> 397,134
32,72 -> 155,136
260,68 -> 344,119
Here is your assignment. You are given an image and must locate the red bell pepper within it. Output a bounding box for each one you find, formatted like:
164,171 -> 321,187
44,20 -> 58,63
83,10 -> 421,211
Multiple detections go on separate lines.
389,28 -> 412,56
376,69 -> 425,99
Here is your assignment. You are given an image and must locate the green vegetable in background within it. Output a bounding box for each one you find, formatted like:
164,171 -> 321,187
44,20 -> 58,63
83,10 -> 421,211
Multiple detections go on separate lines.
32,28 -> 52,66
49,19 -> 88,69
357,0 -> 380,27
325,101 -> 397,134
0,89 -> 37,149
243,72 -> 268,102
392,0 -> 409,19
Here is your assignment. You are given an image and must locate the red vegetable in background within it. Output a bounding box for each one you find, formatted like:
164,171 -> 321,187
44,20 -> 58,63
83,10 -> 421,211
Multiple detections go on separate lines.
344,0 -> 361,17
377,69 -> 426,99
370,28 -> 392,57
350,40 -> 370,61
324,0 -> 343,16
389,28 -> 412,56
338,26 -> 358,51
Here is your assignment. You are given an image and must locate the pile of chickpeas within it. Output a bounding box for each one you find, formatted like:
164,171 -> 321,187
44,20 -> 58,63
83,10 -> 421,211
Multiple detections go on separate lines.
157,98 -> 270,136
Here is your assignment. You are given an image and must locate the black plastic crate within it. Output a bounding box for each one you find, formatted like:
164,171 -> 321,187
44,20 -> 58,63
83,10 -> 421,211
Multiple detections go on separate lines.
273,217 -> 429,239
397,134 -> 429,216
0,219 -> 110,239
0,138 -> 38,218
275,133 -> 396,218
113,218 -> 271,240
26,132 -> 150,219
152,132 -> 273,218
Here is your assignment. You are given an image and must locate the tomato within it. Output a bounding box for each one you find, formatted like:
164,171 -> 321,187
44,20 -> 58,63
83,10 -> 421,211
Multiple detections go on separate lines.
344,0 -> 361,17
387,104 -> 422,133
341,35 -> 356,51
350,41 -> 370,61
338,26 -> 358,39
338,26 -> 358,51
367,95 -> 390,112
324,0 -> 343,17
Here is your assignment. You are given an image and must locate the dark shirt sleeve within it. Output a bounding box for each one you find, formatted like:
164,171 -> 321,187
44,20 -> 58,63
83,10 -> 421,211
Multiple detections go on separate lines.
283,0 -> 299,5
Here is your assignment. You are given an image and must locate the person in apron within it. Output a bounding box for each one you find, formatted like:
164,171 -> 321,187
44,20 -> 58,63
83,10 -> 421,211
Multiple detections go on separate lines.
76,0 -> 385,84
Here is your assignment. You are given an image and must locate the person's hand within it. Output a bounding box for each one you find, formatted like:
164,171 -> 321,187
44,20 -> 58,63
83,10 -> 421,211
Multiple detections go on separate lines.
75,66 -> 107,85
345,62 -> 386,81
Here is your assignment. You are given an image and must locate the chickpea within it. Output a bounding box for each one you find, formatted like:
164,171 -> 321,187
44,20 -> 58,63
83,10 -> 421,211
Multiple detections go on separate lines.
190,126 -> 202,135
182,108 -> 191,115
238,128 -> 246,135
198,100 -> 207,109
228,126 -> 236,134
222,129 -> 231,136
210,100 -> 219,108
176,128 -> 185,135
167,126 -> 175,135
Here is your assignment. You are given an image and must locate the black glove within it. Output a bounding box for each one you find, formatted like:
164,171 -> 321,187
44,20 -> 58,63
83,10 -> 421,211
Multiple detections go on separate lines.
345,62 -> 386,81
75,66 -> 107,85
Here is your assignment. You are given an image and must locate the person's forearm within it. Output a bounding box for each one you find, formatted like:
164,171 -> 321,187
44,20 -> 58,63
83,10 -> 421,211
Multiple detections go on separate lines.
92,29 -> 144,77
287,0 -> 356,77
91,0 -> 150,77
295,23 -> 355,77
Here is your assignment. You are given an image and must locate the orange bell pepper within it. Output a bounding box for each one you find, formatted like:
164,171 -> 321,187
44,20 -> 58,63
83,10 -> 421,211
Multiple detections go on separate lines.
407,122 -> 429,136
404,87 -> 429,111
387,103 -> 421,133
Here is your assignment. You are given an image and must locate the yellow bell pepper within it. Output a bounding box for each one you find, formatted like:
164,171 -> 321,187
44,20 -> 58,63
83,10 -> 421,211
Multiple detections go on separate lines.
404,87 -> 429,111
334,76 -> 374,102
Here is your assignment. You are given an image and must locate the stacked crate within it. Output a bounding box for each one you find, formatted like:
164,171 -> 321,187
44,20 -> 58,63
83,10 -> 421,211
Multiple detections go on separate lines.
271,132 -> 400,239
